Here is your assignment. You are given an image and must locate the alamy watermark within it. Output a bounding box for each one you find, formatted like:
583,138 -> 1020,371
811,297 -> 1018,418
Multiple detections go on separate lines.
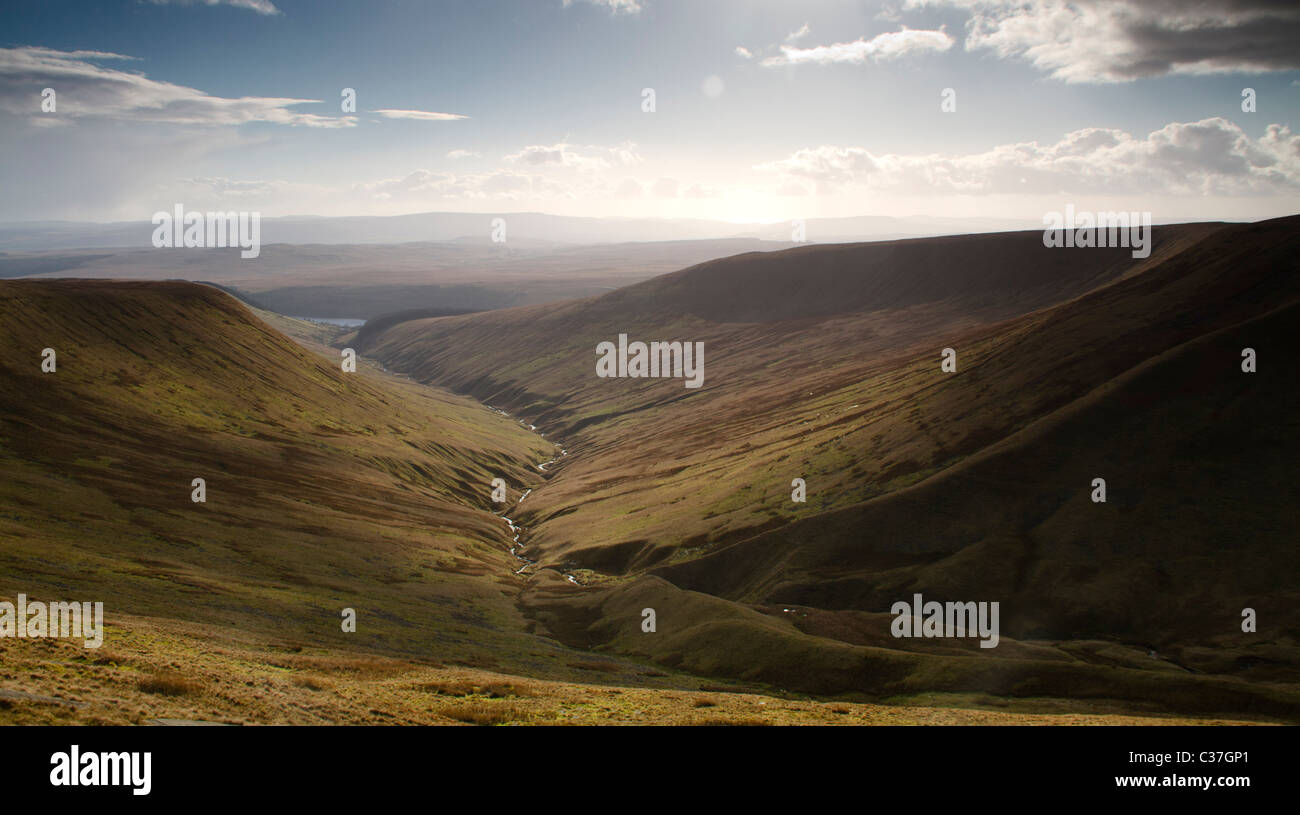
50,746 -> 151,796
891,593 -> 999,648
596,333 -> 704,388
0,594 -> 104,648
151,204 -> 261,259
1043,205 -> 1151,259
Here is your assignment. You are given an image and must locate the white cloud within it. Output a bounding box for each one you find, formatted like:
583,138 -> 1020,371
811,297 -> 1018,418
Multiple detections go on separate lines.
0,47 -> 352,127
735,46 -> 753,59
358,169 -> 670,205
609,142 -> 643,166
361,168 -> 569,201
651,177 -> 679,197
761,27 -> 954,66
447,149 -> 481,159
503,142 -> 642,172
775,179 -> 814,197
166,146 -> 668,215
505,144 -> 606,171
178,176 -> 291,197
372,108 -> 469,121
147,0 -> 281,15
682,182 -> 722,198
909,0 -> 1300,82
786,23 -> 811,42
614,177 -> 645,198
756,118 -> 1300,196
562,0 -> 643,15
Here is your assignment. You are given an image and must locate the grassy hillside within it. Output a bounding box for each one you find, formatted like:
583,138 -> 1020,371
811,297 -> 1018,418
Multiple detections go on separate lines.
358,222 -> 1232,571
360,216 -> 1300,718
0,279 -> 566,667
5,211 -> 1296,723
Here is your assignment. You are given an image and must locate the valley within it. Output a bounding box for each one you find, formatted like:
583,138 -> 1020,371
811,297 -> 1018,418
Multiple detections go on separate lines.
1,217 -> 1297,725
354,216 -> 1300,720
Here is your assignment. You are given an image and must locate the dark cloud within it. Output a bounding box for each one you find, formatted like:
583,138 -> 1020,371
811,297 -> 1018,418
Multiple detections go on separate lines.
918,0 -> 1300,81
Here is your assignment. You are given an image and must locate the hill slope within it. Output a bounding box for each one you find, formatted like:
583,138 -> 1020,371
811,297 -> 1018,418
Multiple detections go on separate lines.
360,216 -> 1300,718
359,221 -> 1230,570
3,278 -> 1230,726
0,279 -> 559,666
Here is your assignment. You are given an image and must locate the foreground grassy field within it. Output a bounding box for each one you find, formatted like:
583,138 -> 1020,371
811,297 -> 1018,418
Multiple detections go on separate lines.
0,613 -> 1263,726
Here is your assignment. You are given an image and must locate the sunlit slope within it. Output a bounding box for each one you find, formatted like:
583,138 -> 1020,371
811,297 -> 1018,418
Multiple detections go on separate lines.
361,222 -> 1237,570
0,280 -> 559,666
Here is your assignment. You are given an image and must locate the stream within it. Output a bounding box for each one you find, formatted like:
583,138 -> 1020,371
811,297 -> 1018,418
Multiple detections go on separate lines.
488,406 -> 577,583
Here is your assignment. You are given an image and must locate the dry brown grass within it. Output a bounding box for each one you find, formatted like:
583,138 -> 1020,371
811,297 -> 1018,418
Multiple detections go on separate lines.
138,671 -> 202,697
0,615 -> 1268,726
568,660 -> 623,674
437,702 -> 529,726
275,655 -> 414,678
418,679 -> 534,698
293,676 -> 332,692
695,716 -> 771,726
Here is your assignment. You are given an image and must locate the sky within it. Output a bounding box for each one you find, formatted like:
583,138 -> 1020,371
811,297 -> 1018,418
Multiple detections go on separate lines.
1,0 -> 1298,224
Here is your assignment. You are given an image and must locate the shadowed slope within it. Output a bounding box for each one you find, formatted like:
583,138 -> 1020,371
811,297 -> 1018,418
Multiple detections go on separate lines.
360,221 -> 1234,572
362,216 -> 1300,717
653,299 -> 1300,669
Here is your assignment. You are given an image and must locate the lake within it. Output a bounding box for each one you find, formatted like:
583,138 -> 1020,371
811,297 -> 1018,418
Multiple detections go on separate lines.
293,317 -> 366,327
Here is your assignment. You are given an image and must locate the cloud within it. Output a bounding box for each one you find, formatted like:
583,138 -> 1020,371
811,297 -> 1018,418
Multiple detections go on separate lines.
447,149 -> 481,159
372,108 -> 469,121
0,46 -> 352,127
505,144 -> 606,171
503,142 -> 641,172
760,27 -> 954,66
682,182 -> 722,198
173,175 -> 334,204
146,0 -> 281,15
775,179 -> 814,196
361,168 -> 569,201
908,0 -> 1300,82
613,177 -> 645,198
363,156 -> 699,206
179,176 -> 288,197
640,178 -> 721,199
786,23 -> 811,42
876,2 -> 905,22
651,177 -> 679,197
608,142 -> 644,166
735,46 -> 753,59
562,0 -> 643,15
756,118 -> 1300,196
166,145 -> 666,215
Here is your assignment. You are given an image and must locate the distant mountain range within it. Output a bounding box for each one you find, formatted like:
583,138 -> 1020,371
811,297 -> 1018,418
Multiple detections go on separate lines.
0,211 -> 1042,252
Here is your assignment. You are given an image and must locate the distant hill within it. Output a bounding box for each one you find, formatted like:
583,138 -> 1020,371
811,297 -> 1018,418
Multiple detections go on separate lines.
0,238 -> 798,318
0,212 -> 1040,252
